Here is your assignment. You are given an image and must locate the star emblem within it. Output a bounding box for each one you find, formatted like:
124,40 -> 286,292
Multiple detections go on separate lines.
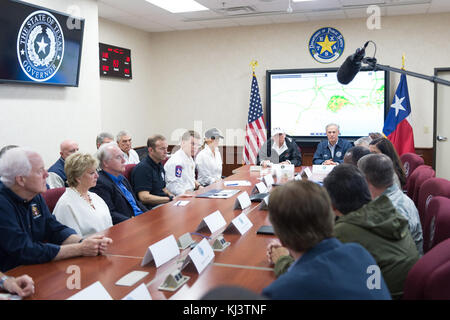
390,95 -> 406,117
36,37 -> 48,54
20,49 -> 25,55
316,35 -> 337,55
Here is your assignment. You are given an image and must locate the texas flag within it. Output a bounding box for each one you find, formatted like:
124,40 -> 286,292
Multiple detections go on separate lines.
382,74 -> 415,155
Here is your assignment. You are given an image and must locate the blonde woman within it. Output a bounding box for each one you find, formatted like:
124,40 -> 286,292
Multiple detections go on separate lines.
54,153 -> 112,237
195,128 -> 223,186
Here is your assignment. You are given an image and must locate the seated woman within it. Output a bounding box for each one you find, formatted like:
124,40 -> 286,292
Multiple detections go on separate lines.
257,127 -> 302,167
54,153 -> 113,237
195,128 -> 223,186
369,137 -> 407,189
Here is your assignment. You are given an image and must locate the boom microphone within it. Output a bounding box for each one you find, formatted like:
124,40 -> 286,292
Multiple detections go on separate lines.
337,41 -> 369,85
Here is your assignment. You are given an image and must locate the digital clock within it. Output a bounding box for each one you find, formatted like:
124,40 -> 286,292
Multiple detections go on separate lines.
99,43 -> 132,79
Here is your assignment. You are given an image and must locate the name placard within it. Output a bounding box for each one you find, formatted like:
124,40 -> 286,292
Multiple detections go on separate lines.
252,182 -> 268,194
224,212 -> 253,235
234,191 -> 252,210
141,235 -> 180,267
196,210 -> 227,234
182,238 -> 215,274
263,174 -> 275,189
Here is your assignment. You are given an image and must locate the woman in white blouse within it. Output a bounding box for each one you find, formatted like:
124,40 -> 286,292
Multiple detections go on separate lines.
195,128 -> 223,186
53,153 -> 112,237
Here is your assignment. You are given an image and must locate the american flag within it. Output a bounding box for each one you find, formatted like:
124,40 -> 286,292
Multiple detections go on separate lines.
244,72 -> 267,164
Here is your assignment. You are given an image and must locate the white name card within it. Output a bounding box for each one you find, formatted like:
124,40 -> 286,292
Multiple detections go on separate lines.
263,174 -> 275,189
196,210 -> 227,234
121,283 -> 152,300
67,281 -> 113,300
224,212 -> 253,235
259,195 -> 270,210
234,191 -> 251,210
141,235 -> 180,267
252,182 -> 268,194
303,167 -> 313,178
312,164 -> 336,175
182,238 -> 215,274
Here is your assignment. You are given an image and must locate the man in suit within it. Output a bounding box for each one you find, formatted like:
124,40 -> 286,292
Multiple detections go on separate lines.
91,142 -> 147,225
313,123 -> 352,165
257,127 -> 302,167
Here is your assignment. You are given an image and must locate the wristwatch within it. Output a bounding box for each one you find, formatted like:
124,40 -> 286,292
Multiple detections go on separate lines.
168,195 -> 174,201
0,275 -> 10,290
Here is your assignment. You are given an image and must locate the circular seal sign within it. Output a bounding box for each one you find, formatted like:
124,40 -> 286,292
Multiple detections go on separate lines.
17,10 -> 64,82
308,27 -> 344,64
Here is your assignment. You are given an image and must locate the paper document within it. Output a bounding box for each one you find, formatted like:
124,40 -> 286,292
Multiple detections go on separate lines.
67,281 -> 113,300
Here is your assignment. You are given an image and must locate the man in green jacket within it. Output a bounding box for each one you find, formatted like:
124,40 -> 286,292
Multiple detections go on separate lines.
267,164 -> 419,299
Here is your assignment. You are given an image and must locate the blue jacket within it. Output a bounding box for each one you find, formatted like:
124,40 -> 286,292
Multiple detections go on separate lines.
313,138 -> 353,164
48,157 -> 67,184
262,238 -> 391,300
90,170 -> 148,225
0,183 -> 76,272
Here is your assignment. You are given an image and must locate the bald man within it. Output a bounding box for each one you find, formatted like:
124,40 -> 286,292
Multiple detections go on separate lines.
47,140 -> 79,189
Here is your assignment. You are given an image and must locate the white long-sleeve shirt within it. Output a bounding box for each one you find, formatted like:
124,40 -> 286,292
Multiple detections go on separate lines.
123,148 -> 140,164
195,146 -> 222,186
164,149 -> 196,196
53,188 -> 113,237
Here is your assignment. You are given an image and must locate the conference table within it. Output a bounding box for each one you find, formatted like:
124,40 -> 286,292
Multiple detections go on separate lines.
6,165 -> 305,300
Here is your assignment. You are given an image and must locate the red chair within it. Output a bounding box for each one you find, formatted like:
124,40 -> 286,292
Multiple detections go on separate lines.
403,238 -> 450,299
400,153 -> 424,191
123,164 -> 136,182
406,165 -> 435,206
423,196 -> 450,253
41,187 -> 66,213
418,177 -> 450,230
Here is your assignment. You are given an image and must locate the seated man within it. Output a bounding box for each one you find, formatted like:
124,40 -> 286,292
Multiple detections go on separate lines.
268,164 -> 419,299
357,153 -> 423,255
262,180 -> 391,300
131,135 -> 175,209
47,139 -> 79,188
96,132 -> 114,149
257,127 -> 302,167
0,148 -> 112,272
90,142 -> 148,224
117,130 -> 140,164
164,130 -> 202,196
343,146 -> 371,166
313,123 -> 352,165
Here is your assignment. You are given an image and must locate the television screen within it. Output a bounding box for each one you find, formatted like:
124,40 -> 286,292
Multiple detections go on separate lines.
0,0 -> 84,86
266,68 -> 389,142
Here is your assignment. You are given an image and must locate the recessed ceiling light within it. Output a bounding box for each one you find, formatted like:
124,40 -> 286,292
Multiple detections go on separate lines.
145,0 -> 209,13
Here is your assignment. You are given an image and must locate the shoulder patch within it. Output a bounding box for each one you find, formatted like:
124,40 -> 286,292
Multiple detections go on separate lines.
175,165 -> 183,178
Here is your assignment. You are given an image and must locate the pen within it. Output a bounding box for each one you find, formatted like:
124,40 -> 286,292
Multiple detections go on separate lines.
227,183 -> 239,186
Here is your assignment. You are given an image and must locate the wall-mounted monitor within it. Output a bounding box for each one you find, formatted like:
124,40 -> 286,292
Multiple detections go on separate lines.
266,68 -> 389,143
0,0 -> 84,86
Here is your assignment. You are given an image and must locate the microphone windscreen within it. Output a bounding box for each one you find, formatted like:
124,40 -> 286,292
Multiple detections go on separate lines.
337,54 -> 361,85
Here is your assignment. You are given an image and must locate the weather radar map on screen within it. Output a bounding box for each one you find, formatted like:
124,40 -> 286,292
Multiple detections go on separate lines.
268,69 -> 387,139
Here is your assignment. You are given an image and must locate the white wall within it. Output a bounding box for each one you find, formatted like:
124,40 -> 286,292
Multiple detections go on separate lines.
98,18 -> 153,149
0,0 -> 101,166
146,13 -> 450,148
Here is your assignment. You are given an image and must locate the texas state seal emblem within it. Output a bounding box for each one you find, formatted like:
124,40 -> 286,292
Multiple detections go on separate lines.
308,27 -> 344,64
17,10 -> 64,82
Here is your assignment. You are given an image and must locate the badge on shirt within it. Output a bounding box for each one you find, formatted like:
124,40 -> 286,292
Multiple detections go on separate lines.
336,151 -> 342,158
324,154 -> 329,159
175,165 -> 183,178
31,203 -> 41,219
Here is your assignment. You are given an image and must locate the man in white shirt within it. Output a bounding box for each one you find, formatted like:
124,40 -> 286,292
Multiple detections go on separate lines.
257,127 -> 302,167
195,128 -> 223,186
164,130 -> 202,196
117,130 -> 140,164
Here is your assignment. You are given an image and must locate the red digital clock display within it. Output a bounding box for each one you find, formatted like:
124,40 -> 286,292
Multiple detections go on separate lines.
99,43 -> 132,79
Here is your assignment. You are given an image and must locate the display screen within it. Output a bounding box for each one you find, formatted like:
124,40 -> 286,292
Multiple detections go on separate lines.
99,43 -> 132,79
266,68 -> 389,142
0,0 -> 84,86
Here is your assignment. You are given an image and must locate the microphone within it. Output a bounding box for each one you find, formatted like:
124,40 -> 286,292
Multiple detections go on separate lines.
337,41 -> 369,85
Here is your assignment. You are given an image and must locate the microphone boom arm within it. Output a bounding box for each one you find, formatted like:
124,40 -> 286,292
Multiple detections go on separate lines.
362,57 -> 450,86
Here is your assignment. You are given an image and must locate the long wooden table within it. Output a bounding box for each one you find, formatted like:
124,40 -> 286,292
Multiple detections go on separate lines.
6,165 -> 301,300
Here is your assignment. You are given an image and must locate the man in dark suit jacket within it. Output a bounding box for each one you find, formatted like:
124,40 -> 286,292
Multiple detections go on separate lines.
90,142 -> 147,225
